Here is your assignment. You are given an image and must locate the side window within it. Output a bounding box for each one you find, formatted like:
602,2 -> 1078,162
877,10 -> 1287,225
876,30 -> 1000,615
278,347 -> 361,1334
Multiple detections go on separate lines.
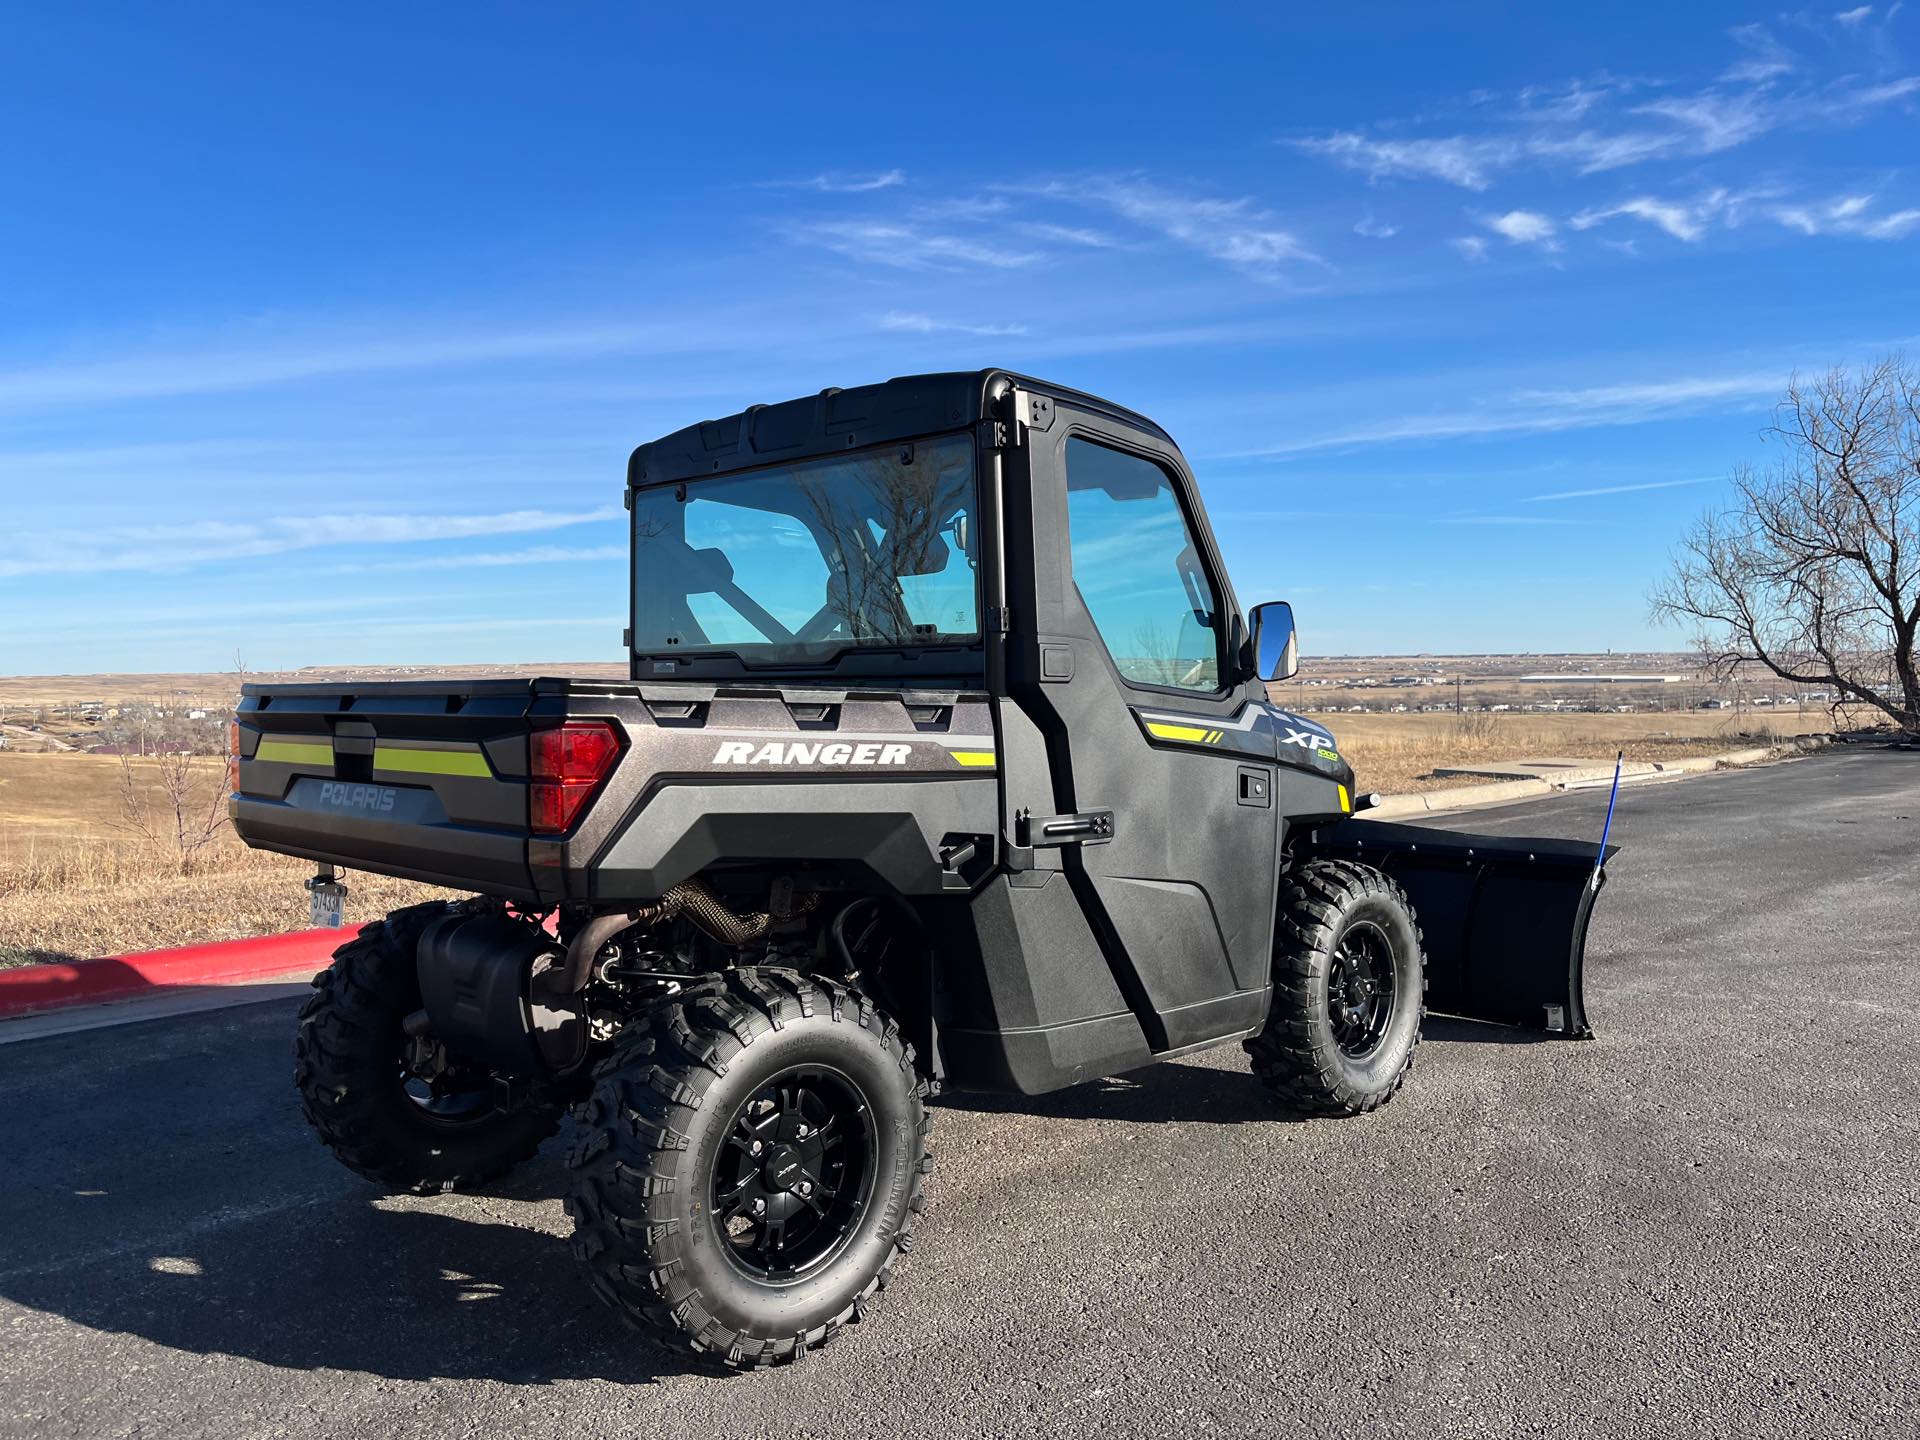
1063,437 -> 1221,692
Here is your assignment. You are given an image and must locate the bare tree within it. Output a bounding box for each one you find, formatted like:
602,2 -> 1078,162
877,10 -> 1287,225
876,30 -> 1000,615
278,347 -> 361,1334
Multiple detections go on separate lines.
1651,355 -> 1920,735
117,749 -> 230,873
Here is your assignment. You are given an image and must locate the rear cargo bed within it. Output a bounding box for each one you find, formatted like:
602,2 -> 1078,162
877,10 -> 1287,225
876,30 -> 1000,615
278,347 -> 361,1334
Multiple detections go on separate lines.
231,679 -> 545,898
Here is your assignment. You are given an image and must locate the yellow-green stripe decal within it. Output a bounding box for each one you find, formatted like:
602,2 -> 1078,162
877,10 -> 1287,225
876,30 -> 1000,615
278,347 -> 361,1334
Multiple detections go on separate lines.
254,738 -> 333,766
948,750 -> 998,768
1144,721 -> 1216,744
373,745 -> 493,778
1338,784 -> 1351,812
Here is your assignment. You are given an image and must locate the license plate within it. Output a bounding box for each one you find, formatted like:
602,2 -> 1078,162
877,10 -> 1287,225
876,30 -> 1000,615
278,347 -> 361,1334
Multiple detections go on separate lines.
309,881 -> 347,929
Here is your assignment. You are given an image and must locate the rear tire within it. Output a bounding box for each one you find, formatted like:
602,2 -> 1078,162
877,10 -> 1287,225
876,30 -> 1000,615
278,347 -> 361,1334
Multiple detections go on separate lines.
294,902 -> 563,1193
565,967 -> 933,1369
1245,860 -> 1425,1116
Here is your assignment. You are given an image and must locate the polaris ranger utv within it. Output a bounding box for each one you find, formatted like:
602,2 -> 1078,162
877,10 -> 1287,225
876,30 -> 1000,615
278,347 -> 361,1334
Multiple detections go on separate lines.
233,370 -> 1613,1369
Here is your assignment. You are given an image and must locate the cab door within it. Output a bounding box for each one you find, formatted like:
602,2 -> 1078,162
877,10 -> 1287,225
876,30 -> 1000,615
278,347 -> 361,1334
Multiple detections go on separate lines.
1001,398 -> 1279,1052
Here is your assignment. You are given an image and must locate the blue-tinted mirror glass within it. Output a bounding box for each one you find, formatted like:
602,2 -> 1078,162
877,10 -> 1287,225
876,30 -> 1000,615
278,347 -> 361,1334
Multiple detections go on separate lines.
1253,601 -> 1296,681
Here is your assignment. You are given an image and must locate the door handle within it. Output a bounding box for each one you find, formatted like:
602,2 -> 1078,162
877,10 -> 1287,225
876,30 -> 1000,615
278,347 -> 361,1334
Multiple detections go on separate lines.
1016,809 -> 1115,848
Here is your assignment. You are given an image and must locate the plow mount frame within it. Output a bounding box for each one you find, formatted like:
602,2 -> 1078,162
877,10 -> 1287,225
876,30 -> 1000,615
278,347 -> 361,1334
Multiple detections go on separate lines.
1305,820 -> 1617,1040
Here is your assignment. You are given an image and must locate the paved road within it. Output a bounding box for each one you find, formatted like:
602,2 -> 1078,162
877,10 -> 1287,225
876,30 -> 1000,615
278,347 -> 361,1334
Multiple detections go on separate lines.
2,748 -> 1915,1439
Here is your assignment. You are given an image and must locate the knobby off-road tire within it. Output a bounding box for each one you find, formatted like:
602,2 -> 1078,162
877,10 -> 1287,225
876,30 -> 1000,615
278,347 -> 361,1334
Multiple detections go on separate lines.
294,902 -> 563,1193
566,966 -> 933,1370
1245,860 -> 1426,1117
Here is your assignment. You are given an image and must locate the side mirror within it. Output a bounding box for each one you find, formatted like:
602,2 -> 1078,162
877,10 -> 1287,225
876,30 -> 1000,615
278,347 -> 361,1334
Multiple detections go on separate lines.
1250,600 -> 1298,682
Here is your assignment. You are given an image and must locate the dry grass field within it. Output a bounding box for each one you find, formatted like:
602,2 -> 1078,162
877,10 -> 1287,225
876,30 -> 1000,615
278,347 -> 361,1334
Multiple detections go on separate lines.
1330,708 -> 1842,793
0,753 -> 446,967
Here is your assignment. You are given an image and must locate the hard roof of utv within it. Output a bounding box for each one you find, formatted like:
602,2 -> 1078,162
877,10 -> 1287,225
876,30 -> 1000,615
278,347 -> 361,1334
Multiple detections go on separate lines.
627,369 -> 1174,489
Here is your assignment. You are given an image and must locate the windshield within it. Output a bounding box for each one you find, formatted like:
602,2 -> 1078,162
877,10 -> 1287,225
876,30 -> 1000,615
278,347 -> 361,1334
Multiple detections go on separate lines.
631,432 -> 980,666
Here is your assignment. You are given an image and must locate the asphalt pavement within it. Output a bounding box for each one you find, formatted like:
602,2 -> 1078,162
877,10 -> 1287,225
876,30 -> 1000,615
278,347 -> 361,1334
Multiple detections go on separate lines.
1,747 -> 1915,1439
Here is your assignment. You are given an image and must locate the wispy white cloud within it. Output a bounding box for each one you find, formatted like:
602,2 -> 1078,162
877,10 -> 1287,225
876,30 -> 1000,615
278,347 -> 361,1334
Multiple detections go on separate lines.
1228,367 -> 1784,457
1482,209 -> 1559,247
1574,197 -> 1698,241
1509,373 -> 1781,412
1834,6 -> 1874,26
0,319 -> 697,410
780,175 -> 1318,280
1568,183 -> 1917,245
1029,177 -> 1320,272
1846,75 -> 1920,105
0,438 -> 291,474
0,506 -> 622,578
878,311 -> 1029,337
1292,123 -> 1710,189
1450,235 -> 1490,261
1353,215 -> 1399,239
1572,192 -> 1731,241
1721,23 -> 1799,83
784,218 -> 1044,270
1524,476 -> 1719,502
763,169 -> 906,193
316,543 -> 629,575
1288,26 -> 1917,192
1630,91 -> 1771,153
1015,221 -> 1122,248
1772,192 -> 1920,238
1436,514 -> 1586,526
1292,133 -> 1507,191
1514,75 -> 1646,123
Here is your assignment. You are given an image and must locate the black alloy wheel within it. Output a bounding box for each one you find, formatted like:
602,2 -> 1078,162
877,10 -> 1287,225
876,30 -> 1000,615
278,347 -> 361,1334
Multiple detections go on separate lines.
1326,919 -> 1398,1058
710,1067 -> 878,1281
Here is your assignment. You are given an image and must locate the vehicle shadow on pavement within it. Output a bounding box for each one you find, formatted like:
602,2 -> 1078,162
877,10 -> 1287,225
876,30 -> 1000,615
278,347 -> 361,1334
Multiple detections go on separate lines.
1420,1015 -> 1555,1046
0,1153 -> 689,1386
939,1057 -> 1312,1126
940,1016 -> 1552,1125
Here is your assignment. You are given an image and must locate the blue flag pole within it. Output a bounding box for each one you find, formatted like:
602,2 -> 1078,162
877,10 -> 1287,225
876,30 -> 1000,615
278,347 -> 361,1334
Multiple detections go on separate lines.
1592,749 -> 1623,891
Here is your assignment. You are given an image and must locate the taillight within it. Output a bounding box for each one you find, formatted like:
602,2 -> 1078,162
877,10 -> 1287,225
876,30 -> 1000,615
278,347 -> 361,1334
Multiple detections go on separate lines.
529,720 -> 622,835
227,720 -> 241,793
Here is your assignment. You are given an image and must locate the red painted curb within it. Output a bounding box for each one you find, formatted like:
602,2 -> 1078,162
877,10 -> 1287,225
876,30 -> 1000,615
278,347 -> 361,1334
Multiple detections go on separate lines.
0,927 -> 351,1020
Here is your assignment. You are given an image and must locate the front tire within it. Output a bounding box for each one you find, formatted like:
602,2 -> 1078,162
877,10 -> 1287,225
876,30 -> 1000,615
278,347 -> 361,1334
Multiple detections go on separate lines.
565,967 -> 933,1369
294,902 -> 563,1193
1245,860 -> 1426,1116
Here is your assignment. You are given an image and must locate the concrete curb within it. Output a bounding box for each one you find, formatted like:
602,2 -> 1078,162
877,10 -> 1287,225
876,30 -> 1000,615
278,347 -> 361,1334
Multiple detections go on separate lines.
1359,735 -> 1832,821
1364,778 -> 1553,818
0,928 -> 345,1020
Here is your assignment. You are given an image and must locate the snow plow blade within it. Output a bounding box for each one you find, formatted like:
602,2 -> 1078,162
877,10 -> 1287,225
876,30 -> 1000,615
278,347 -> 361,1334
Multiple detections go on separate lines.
1306,820 -> 1616,1039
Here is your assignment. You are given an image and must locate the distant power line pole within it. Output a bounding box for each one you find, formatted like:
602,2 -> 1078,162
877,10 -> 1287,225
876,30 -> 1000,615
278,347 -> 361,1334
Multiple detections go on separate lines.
1454,676 -> 1462,715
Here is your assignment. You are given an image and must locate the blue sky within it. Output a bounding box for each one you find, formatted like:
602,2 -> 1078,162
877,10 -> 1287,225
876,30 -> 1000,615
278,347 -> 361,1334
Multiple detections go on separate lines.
2,2 -> 1917,673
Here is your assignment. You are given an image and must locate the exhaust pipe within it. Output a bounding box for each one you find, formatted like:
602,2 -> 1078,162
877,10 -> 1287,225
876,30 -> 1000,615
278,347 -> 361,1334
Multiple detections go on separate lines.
558,878 -> 821,991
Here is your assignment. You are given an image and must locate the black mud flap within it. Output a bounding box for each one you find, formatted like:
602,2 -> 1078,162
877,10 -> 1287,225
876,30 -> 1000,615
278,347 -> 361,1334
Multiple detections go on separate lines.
1306,820 -> 1617,1039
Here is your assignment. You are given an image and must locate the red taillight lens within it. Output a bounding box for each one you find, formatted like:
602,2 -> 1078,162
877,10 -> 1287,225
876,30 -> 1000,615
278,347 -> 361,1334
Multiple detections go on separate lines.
529,720 -> 622,835
227,720 -> 241,793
